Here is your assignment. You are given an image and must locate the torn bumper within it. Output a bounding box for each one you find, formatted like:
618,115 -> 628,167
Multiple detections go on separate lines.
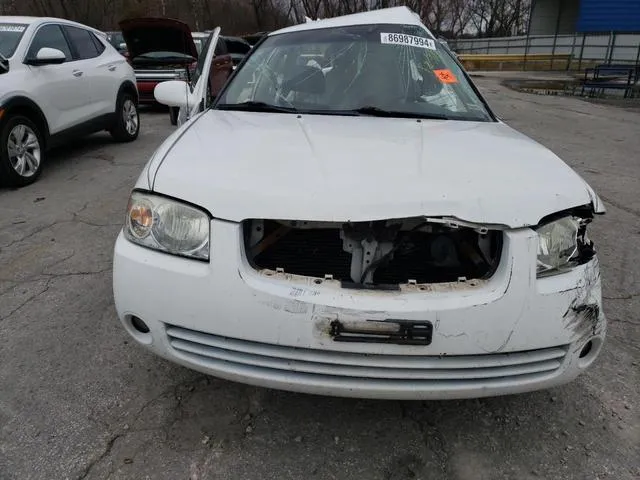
112,220 -> 606,400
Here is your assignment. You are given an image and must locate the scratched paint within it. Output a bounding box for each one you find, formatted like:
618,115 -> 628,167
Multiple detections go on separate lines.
258,299 -> 309,315
562,261 -> 605,350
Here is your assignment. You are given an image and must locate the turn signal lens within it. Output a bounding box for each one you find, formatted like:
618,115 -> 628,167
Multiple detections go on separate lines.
123,191 -> 210,261
127,201 -> 154,239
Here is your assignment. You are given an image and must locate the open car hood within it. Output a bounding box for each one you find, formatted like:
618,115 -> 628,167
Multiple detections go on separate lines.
119,17 -> 198,60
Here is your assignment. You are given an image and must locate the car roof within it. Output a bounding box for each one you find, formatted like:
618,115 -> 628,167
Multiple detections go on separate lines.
0,16 -> 40,24
0,16 -> 102,33
270,6 -> 431,37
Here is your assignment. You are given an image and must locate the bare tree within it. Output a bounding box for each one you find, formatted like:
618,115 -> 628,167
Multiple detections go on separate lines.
469,0 -> 530,37
1,0 -> 528,38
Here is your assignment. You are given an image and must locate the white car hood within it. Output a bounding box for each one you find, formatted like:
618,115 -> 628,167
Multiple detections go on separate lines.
150,111 -> 598,228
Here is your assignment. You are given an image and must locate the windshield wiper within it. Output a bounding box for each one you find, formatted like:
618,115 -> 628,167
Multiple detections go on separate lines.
216,101 -> 299,114
350,106 -> 449,120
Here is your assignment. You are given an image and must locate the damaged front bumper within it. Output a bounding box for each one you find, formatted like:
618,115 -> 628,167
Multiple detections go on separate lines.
112,220 -> 606,400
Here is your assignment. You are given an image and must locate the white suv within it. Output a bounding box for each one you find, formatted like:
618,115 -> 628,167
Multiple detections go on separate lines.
0,16 -> 140,187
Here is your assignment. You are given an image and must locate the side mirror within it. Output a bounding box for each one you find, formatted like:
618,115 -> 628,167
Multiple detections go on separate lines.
27,47 -> 66,66
154,80 -> 193,108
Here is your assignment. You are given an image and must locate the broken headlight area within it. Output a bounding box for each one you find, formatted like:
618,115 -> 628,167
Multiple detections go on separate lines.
535,214 -> 596,277
243,218 -> 503,289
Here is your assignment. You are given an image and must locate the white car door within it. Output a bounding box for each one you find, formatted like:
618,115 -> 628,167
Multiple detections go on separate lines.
181,27 -> 221,125
24,23 -> 90,133
62,25 -> 119,119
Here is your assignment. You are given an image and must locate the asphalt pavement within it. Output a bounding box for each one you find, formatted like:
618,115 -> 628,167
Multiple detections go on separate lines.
0,79 -> 638,480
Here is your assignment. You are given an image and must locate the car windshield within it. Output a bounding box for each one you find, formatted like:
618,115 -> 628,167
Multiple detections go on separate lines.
217,24 -> 492,122
0,23 -> 27,58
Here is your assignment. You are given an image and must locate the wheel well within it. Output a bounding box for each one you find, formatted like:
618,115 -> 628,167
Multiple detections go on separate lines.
0,100 -> 50,147
118,81 -> 139,104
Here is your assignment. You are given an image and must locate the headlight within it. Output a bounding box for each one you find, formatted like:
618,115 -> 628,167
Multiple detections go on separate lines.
124,191 -> 210,261
535,215 -> 594,277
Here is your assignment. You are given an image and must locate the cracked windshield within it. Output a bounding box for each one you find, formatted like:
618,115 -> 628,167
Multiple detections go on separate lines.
0,23 -> 27,58
218,23 -> 492,121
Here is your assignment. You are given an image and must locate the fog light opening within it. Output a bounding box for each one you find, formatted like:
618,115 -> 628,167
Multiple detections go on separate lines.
579,340 -> 593,359
131,316 -> 150,334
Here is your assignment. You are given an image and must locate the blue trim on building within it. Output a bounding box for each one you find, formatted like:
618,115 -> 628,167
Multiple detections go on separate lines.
577,0 -> 640,32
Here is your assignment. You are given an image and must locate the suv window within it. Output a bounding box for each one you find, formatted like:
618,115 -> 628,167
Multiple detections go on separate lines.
64,26 -> 100,60
90,33 -> 106,55
27,24 -> 72,61
0,23 -> 28,58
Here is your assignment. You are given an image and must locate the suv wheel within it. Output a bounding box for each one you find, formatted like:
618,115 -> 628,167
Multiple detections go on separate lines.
110,92 -> 139,142
0,115 -> 44,187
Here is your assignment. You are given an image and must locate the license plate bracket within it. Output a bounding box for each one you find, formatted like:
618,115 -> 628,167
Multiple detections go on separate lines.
330,319 -> 433,346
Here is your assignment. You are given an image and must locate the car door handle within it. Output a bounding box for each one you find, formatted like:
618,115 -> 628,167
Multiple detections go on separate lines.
73,70 -> 83,77
108,65 -> 116,71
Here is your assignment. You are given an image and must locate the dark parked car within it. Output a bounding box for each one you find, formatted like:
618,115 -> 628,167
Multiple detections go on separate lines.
218,35 -> 252,68
242,31 -> 270,46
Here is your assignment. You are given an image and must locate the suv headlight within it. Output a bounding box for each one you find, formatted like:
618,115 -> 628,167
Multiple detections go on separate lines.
124,191 -> 210,261
535,215 -> 595,277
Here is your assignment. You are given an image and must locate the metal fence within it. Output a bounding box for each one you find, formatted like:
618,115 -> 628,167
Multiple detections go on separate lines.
450,32 -> 640,70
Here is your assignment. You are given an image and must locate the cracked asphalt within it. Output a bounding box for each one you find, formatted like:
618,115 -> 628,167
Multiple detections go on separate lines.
1,78 -> 639,480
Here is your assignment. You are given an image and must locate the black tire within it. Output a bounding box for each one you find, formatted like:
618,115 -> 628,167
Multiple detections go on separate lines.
0,115 -> 44,188
110,92 -> 140,142
169,107 -> 179,126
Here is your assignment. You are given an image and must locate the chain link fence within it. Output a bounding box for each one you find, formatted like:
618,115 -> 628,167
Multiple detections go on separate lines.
450,32 -> 640,71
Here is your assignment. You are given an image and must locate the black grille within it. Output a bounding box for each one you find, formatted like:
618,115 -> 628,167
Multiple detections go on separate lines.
250,225 -> 500,285
372,231 -> 490,284
254,228 -> 352,279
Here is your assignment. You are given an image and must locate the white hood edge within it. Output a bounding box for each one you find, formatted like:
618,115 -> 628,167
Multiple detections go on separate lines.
140,111 -> 602,228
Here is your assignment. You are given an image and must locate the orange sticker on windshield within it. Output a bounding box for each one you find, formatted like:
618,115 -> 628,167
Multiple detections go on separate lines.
433,69 -> 458,84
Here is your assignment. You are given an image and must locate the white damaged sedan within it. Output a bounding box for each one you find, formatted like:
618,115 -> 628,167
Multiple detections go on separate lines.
113,7 -> 607,400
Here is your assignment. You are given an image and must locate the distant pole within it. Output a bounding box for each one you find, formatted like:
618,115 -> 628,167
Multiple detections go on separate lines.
523,0 -> 536,71
604,31 -> 614,64
578,33 -> 586,71
527,0 -> 536,34
551,0 -> 563,70
607,32 -> 617,64
524,31 -> 530,71
568,32 -> 577,71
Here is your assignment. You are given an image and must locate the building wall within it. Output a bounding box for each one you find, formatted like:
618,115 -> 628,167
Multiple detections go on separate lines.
577,0 -> 640,32
529,0 -> 581,35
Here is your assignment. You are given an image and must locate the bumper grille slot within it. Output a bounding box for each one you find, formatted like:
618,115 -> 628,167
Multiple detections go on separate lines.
166,325 -> 568,382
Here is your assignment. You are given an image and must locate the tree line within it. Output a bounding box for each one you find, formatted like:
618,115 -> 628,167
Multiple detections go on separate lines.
0,0 -> 530,38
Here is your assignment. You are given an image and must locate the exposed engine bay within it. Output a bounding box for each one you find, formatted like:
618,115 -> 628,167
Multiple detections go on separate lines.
243,218 -> 503,288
